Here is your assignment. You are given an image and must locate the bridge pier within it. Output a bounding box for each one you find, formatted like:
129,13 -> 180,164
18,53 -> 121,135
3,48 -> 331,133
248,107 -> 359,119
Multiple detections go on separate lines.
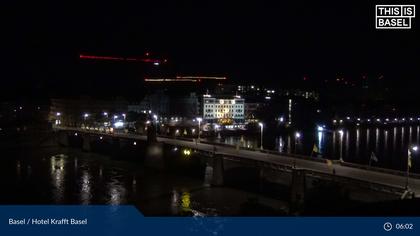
57,131 -> 69,146
144,142 -> 165,170
82,135 -> 91,152
147,123 -> 157,143
289,168 -> 306,215
211,155 -> 224,186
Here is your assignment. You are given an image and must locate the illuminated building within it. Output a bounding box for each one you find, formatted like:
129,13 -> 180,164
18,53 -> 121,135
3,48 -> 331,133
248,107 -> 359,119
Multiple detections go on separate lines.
202,95 -> 244,125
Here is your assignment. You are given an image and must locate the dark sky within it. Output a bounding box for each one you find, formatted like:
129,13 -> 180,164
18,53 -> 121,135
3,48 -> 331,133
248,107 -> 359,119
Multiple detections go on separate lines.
0,1 -> 418,97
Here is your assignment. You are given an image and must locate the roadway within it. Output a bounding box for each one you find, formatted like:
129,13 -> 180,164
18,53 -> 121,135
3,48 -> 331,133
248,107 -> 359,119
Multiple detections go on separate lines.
56,127 -> 420,195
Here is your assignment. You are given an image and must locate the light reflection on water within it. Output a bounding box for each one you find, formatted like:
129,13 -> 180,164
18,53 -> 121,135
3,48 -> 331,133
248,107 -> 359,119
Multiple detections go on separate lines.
2,148 -> 289,216
219,125 -> 420,173
50,155 -> 65,203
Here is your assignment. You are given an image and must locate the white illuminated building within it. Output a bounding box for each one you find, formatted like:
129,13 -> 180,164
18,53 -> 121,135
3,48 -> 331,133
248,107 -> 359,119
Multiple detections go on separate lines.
203,95 -> 245,125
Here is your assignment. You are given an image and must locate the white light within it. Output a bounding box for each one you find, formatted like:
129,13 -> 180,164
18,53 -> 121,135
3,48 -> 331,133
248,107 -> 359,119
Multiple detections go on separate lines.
279,117 -> 284,123
258,122 -> 263,128
133,141 -> 137,146
357,118 -> 361,121
153,62 -> 159,66
412,146 -> 418,151
56,112 -> 61,116
317,126 -> 324,132
114,115 -> 118,119
295,132 -> 301,138
153,114 -> 158,120
196,117 -> 202,122
99,136 -> 103,140
346,117 -> 350,120
74,132 -> 78,136
103,112 -> 108,116
376,118 -> 381,122
114,121 -> 124,128
338,130 -> 344,136
333,120 -> 337,123
84,113 -> 89,118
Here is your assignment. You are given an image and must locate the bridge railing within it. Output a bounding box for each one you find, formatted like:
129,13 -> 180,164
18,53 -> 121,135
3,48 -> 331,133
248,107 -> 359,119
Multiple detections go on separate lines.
340,161 -> 420,179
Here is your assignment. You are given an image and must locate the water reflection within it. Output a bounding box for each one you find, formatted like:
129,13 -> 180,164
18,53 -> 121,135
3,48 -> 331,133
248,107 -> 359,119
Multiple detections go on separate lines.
50,155 -> 65,203
80,171 -> 91,204
181,191 -> 191,211
393,128 -> 397,151
345,131 -> 349,158
356,129 -> 360,157
107,183 -> 126,205
409,127 -> 413,144
401,127 -> 405,146
16,160 -> 21,179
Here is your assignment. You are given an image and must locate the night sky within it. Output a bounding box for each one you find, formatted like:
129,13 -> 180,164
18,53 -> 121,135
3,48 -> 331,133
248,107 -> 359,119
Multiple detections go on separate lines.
0,1 -> 418,98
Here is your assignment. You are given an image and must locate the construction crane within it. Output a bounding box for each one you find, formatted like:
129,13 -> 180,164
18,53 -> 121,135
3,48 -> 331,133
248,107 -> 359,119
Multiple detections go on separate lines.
79,53 -> 167,65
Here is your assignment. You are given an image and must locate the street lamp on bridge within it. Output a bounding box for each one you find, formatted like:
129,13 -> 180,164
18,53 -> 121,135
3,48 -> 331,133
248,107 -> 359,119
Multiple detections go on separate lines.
406,145 -> 418,189
258,122 -> 264,150
294,131 -> 301,154
196,117 -> 202,143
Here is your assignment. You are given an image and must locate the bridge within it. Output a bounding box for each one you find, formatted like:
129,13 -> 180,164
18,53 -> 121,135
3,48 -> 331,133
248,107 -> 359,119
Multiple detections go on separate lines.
53,126 -> 420,203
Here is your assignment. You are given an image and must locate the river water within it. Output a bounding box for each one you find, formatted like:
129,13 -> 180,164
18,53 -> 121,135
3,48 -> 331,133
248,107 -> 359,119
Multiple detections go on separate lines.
0,147 -> 287,216
217,125 -> 420,173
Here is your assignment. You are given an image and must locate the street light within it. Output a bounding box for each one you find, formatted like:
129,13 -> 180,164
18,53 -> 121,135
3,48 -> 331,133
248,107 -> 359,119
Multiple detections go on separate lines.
152,114 -> 158,135
196,117 -> 202,142
338,130 -> 344,162
406,145 -> 418,189
294,131 -> 301,153
258,122 -> 264,150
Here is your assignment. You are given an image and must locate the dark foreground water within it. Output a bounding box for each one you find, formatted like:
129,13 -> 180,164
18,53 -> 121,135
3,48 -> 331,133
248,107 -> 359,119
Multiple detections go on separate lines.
0,147 -> 287,216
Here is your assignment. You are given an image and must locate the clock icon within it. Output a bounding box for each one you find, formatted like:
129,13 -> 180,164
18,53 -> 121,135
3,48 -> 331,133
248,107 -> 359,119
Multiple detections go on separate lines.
384,222 -> 393,231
